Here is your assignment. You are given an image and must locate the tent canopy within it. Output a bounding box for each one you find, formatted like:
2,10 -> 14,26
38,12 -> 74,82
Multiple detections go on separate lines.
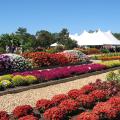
50,43 -> 64,47
70,30 -> 120,46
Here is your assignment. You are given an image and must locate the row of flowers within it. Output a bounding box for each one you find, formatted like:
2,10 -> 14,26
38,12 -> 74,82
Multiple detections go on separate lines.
0,80 -> 120,120
0,63 -> 106,91
22,50 -> 89,68
99,60 -> 120,68
92,53 -> 120,60
0,50 -> 89,75
74,48 -> 101,55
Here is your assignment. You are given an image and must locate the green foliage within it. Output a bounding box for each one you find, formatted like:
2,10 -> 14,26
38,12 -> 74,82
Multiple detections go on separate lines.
12,75 -> 26,86
113,33 -> 120,40
106,70 -> 120,82
100,48 -> 110,53
35,30 -> 53,48
106,71 -> 117,81
0,80 -> 12,88
24,75 -> 38,84
100,60 -> 120,68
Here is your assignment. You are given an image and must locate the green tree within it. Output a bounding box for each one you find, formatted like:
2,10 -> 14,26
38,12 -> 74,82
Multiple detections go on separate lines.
57,28 -> 77,49
35,30 -> 53,48
15,27 -> 36,52
113,33 -> 120,40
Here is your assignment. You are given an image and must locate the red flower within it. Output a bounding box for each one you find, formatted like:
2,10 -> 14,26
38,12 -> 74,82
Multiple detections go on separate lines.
51,94 -> 68,105
12,105 -> 33,118
77,111 -> 99,120
18,115 -> 38,120
59,99 -> 79,113
68,89 -> 84,99
0,111 -> 9,120
36,99 -> 51,112
90,90 -> 108,101
108,96 -> 120,106
76,94 -> 95,108
80,84 -> 95,94
93,102 -> 119,119
43,107 -> 65,120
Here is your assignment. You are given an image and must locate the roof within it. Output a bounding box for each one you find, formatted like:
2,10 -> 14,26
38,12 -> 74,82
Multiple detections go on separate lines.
70,30 -> 120,46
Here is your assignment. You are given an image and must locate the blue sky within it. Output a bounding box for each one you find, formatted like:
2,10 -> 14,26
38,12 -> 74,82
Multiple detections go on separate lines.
0,0 -> 120,34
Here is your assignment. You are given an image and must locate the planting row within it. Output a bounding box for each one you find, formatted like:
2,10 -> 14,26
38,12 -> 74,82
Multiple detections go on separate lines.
22,50 -> 89,68
99,60 -> 120,68
0,50 -> 89,74
1,80 -> 120,120
0,63 -> 106,91
92,52 -> 120,61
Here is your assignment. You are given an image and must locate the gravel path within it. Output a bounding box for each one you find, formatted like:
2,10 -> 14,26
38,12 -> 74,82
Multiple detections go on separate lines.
0,71 -> 113,113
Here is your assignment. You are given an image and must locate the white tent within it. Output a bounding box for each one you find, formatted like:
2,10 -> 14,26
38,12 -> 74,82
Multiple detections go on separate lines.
70,30 -> 120,46
50,43 -> 64,47
77,30 -> 104,45
104,31 -> 120,45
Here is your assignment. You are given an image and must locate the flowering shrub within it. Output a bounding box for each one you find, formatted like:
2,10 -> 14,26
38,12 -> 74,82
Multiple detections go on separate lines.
0,54 -> 32,74
75,48 -> 101,55
51,94 -> 68,106
108,96 -> 120,106
80,84 -> 95,94
76,94 -> 95,108
13,63 -> 106,82
24,75 -> 38,84
68,89 -> 84,99
23,50 -> 89,68
50,53 -> 69,65
12,75 -> 26,86
12,105 -> 33,118
77,111 -> 99,120
0,111 -> 9,120
0,74 -> 13,81
0,80 -> 12,88
59,99 -> 79,114
36,99 -> 51,113
93,102 -> 119,119
43,107 -> 66,120
90,90 -> 108,101
1,80 -> 120,119
18,115 -> 38,120
0,55 -> 11,74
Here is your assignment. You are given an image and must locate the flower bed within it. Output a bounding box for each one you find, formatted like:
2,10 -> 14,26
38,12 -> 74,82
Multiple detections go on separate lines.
0,54 -> 32,75
74,48 -> 101,55
1,80 -> 120,120
0,63 -> 106,91
99,60 -> 120,68
92,53 -> 120,60
22,50 -> 89,68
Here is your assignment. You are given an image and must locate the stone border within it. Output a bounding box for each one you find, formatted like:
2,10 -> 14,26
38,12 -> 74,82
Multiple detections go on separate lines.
0,66 -> 120,96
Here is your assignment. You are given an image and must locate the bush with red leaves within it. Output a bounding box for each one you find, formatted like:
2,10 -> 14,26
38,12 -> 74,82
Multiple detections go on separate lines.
68,89 -> 84,99
90,90 -> 108,101
18,115 -> 38,120
59,99 -> 79,114
0,111 -> 9,120
43,107 -> 66,120
12,105 -> 33,118
51,94 -> 68,106
93,102 -> 119,119
80,84 -> 95,94
76,94 -> 95,108
77,111 -> 99,120
108,96 -> 120,106
36,99 -> 51,113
